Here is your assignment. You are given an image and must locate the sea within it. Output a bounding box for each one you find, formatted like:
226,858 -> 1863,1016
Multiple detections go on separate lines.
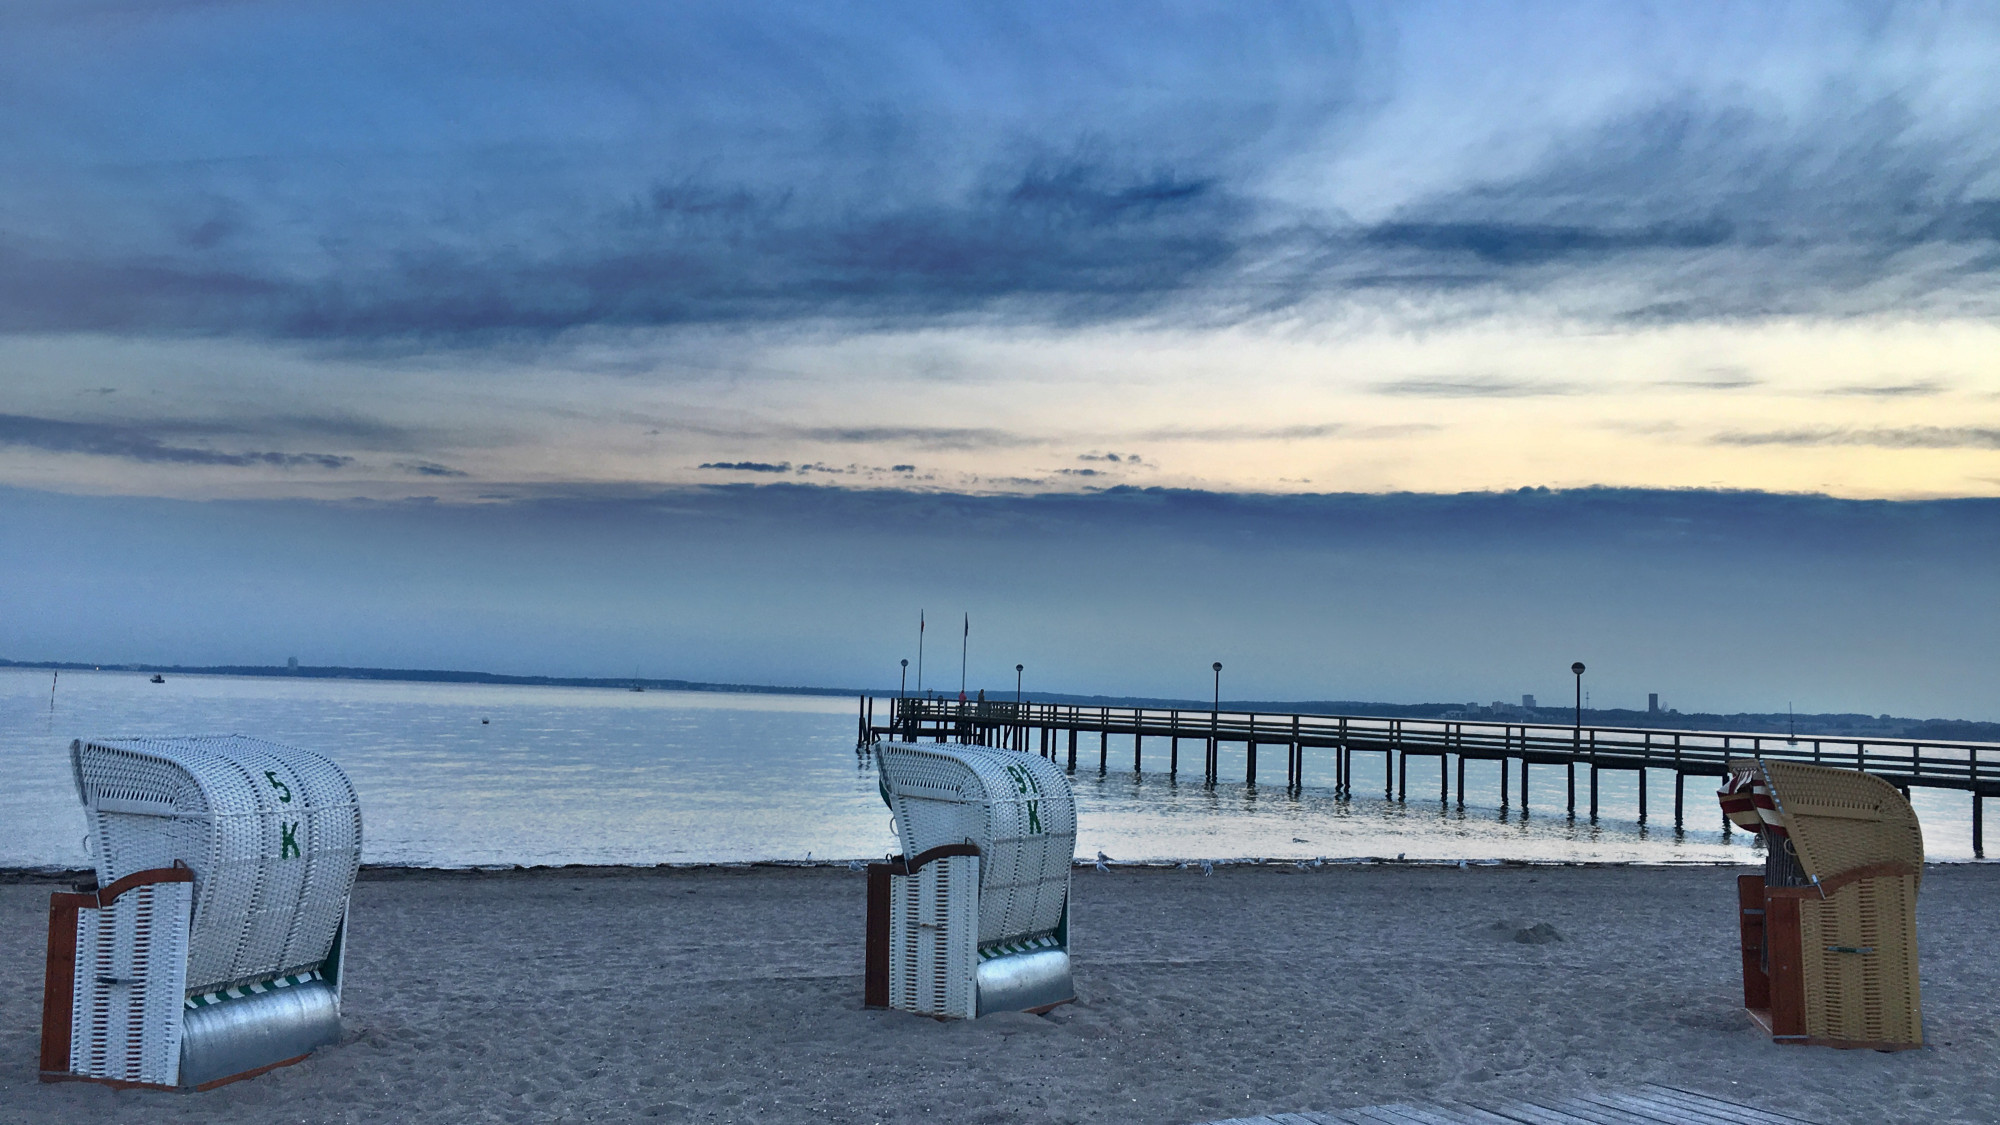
1,667 -> 1982,869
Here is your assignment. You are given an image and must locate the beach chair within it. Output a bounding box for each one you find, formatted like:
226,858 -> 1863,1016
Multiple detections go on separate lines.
865,741 -> 1075,1019
40,736 -> 362,1089
1718,757 -> 1924,1049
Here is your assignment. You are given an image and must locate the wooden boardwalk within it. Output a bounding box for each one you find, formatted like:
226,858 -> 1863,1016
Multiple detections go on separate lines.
1194,1083 -> 1824,1125
861,696 -> 2000,853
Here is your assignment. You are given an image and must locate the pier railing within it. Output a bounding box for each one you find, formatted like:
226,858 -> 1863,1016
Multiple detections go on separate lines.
857,696 -> 2000,852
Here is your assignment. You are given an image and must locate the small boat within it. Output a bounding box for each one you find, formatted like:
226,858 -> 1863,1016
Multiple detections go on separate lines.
149,674 -> 165,684
629,684 -> 646,692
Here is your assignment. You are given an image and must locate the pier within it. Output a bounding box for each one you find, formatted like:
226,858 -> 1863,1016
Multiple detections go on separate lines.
858,695 -> 2000,855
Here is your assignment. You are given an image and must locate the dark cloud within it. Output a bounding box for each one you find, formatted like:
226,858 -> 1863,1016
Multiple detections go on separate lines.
698,461 -> 791,473
397,460 -> 469,478
1711,427 -> 2000,450
1360,218 -> 1733,265
1,7 -> 1996,344
0,413 -> 352,468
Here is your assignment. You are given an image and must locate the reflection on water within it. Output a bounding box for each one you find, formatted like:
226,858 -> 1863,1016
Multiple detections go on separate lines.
0,669 -> 1979,867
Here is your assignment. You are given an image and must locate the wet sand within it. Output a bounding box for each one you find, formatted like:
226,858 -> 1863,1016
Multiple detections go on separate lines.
2,862 -> 1995,1124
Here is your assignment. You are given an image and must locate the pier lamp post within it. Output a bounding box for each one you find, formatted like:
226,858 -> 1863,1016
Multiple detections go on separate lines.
1572,662 -> 1586,729
1015,664 -> 1023,705
1213,662 -> 1223,712
900,659 -> 908,699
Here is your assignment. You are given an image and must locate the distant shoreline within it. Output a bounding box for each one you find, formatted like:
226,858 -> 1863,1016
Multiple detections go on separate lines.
6,656 -> 1995,740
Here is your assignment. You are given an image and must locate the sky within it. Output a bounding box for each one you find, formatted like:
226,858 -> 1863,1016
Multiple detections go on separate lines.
1,2 -> 1997,716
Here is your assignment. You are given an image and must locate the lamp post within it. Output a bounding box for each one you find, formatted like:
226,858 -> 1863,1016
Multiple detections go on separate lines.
899,659 -> 907,699
1572,662 -> 1586,728
1015,664 -> 1023,705
1212,662 -> 1223,711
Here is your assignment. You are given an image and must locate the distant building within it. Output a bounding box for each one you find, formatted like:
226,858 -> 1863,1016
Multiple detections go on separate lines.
1522,694 -> 1536,709
287,656 -> 299,673
1648,692 -> 1659,713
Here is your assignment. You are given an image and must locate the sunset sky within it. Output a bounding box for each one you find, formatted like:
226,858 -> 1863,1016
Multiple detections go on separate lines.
3,2 -> 1997,715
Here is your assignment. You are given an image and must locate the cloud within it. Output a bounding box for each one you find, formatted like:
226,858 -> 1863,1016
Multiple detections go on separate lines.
1372,377 -> 1579,398
396,460 -> 469,478
1822,380 -> 1948,398
0,413 -> 352,468
1711,427 -> 2000,450
1138,424 -> 1345,441
792,426 -> 1031,450
1656,369 -> 1761,391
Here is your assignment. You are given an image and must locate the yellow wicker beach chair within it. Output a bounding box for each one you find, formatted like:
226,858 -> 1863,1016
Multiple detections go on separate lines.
1720,758 -> 1923,1050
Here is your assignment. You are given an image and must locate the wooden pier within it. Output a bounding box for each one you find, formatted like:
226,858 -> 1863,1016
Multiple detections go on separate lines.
857,695 -> 2000,855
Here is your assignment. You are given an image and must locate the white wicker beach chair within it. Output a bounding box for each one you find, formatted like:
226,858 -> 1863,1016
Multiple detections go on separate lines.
866,741 -> 1075,1019
40,736 -> 362,1090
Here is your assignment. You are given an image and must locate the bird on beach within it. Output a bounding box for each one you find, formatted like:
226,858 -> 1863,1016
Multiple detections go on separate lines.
1093,851 -> 1110,872
1199,860 -> 1214,876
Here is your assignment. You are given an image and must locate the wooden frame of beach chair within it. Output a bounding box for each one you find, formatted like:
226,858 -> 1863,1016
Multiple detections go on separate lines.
868,742 -> 1076,1019
1723,757 -> 1924,1050
41,736 -> 361,1089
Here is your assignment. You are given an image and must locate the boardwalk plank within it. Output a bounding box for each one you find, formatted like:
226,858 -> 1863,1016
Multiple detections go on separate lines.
1536,1095 -> 1681,1124
1437,1105 -> 1549,1125
1593,1091 -> 1778,1125
1476,1100 -> 1610,1125
1186,1085 -> 1826,1125
1642,1087 -> 1823,1125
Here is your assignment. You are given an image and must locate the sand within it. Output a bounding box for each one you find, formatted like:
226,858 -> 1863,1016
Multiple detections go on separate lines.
3,862 -> 1996,1125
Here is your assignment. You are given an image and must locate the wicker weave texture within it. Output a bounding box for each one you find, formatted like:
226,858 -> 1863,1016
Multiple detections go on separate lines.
874,742 -> 1075,948
887,853 -> 979,1019
71,880 -> 192,1086
1798,874 -> 1923,1046
71,736 -> 362,994
1760,759 -> 1924,883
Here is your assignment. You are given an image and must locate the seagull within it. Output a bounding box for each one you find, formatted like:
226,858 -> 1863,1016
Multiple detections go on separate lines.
1094,851 -> 1110,873
1199,860 -> 1214,876
1313,857 -> 1325,868
847,860 -> 865,871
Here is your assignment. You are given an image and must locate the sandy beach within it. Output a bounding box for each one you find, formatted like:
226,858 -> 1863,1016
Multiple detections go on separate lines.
3,862 -> 1995,1124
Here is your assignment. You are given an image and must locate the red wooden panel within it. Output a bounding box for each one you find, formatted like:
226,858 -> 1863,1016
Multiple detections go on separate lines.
1763,891 -> 1806,1039
1737,874 -> 1769,1011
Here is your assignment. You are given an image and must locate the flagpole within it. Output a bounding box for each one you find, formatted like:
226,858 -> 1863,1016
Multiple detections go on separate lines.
917,610 -> 925,696
960,613 -> 969,699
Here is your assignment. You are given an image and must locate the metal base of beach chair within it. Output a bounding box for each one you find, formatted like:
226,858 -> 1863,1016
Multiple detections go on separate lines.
975,949 -> 1073,1016
179,979 -> 343,1089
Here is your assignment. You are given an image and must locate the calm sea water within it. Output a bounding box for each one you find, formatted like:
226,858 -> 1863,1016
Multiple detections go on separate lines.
0,668 -> 1980,867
